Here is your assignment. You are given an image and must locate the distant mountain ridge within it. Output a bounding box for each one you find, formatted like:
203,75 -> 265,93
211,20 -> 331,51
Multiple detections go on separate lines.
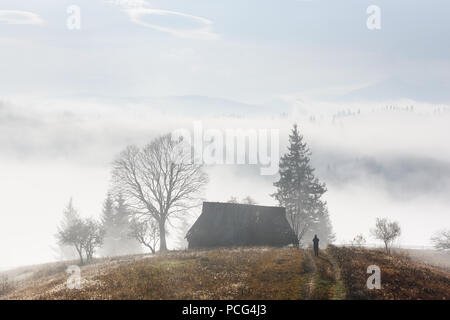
56,94 -> 292,117
336,77 -> 450,104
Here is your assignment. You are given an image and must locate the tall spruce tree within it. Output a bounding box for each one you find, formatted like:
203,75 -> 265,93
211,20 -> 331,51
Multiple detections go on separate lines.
101,194 -> 116,233
100,193 -> 141,257
55,198 -> 82,260
114,194 -> 141,253
272,124 -> 334,245
60,198 -> 80,231
115,194 -> 131,236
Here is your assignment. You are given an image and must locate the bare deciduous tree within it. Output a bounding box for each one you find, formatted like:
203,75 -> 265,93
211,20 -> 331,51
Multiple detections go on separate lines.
431,229 -> 450,251
82,218 -> 105,262
226,196 -> 238,204
129,218 -> 160,254
57,218 -> 86,264
227,196 -> 257,205
57,217 -> 104,264
112,134 -> 208,252
371,218 -> 401,254
351,233 -> 366,247
241,196 -> 257,205
56,198 -> 81,261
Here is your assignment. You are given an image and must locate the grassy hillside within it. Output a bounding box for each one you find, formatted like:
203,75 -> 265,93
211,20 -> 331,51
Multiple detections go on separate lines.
328,246 -> 450,300
1,246 -> 449,300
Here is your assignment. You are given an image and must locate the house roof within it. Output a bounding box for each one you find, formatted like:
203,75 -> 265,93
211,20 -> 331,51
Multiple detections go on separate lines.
186,202 -> 297,248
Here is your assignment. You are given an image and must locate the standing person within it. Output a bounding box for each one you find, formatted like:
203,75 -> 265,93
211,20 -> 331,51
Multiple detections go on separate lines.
313,235 -> 320,257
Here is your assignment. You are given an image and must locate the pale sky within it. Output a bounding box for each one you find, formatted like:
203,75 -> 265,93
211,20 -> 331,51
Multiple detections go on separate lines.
1,0 -> 450,269
1,0 -> 449,102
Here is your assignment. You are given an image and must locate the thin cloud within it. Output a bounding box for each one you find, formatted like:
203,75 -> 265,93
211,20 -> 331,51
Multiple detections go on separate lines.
104,0 -> 150,8
0,10 -> 44,25
125,8 -> 219,40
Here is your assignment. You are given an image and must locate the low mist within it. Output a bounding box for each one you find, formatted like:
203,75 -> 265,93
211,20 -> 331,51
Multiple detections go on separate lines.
1,97 -> 449,269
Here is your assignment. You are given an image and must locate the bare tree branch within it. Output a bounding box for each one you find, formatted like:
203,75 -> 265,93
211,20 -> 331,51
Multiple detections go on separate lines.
112,134 -> 208,251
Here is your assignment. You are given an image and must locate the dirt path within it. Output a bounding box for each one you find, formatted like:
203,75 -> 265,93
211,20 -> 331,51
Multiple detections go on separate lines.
303,250 -> 317,300
302,249 -> 346,300
326,253 -> 346,300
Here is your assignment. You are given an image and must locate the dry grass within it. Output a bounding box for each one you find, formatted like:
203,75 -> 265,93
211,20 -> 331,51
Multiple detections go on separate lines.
5,247 -> 309,300
328,246 -> 450,300
4,246 -> 448,300
0,275 -> 15,297
393,248 -> 450,272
